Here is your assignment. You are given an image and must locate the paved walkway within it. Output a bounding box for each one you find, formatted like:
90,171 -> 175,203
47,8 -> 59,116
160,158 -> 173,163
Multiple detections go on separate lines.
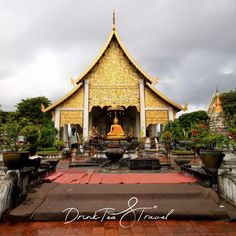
0,220 -> 236,235
44,171 -> 197,184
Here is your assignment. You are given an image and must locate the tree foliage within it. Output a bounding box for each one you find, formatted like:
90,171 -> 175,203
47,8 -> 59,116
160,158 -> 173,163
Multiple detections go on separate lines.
38,121 -> 57,148
15,96 -> 51,125
0,96 -> 55,149
164,120 -> 185,141
0,118 -> 21,150
221,89 -> 236,119
178,110 -> 209,130
190,122 -> 209,148
163,111 -> 209,142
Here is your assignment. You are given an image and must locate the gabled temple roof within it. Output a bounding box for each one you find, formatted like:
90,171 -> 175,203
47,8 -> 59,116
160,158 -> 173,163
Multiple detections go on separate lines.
146,83 -> 184,111
74,26 -> 156,84
42,18 -> 185,113
42,83 -> 83,112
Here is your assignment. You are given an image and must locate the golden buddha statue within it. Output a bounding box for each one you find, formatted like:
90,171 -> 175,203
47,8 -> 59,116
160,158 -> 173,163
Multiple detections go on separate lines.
107,115 -> 125,139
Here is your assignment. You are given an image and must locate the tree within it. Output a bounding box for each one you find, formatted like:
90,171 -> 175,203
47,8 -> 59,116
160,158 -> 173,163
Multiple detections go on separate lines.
221,89 -> 236,119
38,121 -> 57,148
15,96 -> 51,125
221,89 -> 236,150
0,96 -> 56,150
22,124 -> 41,147
161,131 -> 173,159
0,117 -> 22,150
164,120 -> 185,141
14,96 -> 56,148
178,110 -> 209,130
0,109 -> 6,124
190,122 -> 209,149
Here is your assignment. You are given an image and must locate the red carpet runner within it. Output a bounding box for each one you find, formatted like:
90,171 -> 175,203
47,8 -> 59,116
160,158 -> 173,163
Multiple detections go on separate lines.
45,170 -> 197,184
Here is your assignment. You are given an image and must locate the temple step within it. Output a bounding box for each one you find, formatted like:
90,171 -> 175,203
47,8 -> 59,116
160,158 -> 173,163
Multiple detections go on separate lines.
5,183 -> 231,221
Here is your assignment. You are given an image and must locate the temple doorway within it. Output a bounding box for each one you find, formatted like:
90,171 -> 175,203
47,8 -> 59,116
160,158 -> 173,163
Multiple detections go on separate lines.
89,106 -> 140,137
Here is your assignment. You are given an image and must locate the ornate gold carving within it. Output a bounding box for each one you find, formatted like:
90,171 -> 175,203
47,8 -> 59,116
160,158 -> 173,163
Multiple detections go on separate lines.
43,83 -> 83,112
146,83 -> 183,111
145,87 -> 168,107
146,110 -> 168,126
88,40 -> 140,111
75,28 -> 155,85
60,87 -> 84,109
60,111 -> 83,127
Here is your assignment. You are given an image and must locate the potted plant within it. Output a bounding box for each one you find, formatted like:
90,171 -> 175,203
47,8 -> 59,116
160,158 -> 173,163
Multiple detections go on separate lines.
199,133 -> 229,169
171,150 -> 194,166
54,139 -> 64,151
0,121 -> 29,170
190,122 -> 209,155
54,139 -> 64,158
22,125 -> 41,156
161,131 -> 172,160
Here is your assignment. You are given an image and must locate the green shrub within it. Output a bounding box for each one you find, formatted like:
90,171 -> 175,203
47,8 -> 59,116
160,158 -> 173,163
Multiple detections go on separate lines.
38,122 -> 56,148
54,139 -> 64,151
37,147 -> 56,152
22,124 -> 41,146
161,131 -> 172,143
37,150 -> 59,156
204,133 -> 230,150
171,150 -> 194,155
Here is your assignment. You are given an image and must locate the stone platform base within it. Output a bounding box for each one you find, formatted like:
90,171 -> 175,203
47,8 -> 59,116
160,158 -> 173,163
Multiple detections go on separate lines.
5,182 -> 234,222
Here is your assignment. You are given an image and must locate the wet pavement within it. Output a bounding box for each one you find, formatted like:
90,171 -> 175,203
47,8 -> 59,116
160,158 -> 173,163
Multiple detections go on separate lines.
0,220 -> 236,235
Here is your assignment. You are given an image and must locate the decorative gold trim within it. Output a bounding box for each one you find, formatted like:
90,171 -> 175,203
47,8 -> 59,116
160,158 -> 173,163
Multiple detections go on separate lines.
74,28 -> 156,85
146,83 -> 184,111
60,110 -> 83,127
42,83 -> 83,112
146,110 -> 168,126
89,104 -> 140,112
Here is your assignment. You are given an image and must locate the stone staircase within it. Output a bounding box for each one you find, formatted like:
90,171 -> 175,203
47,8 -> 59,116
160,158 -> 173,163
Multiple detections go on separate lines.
5,182 -> 231,222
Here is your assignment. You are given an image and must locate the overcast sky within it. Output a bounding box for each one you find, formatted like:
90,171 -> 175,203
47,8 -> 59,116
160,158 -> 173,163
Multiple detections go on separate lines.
0,0 -> 236,114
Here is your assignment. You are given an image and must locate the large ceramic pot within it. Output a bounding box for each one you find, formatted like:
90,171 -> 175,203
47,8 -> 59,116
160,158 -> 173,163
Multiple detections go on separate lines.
199,150 -> 225,169
3,151 -> 29,170
25,158 -> 41,169
105,147 -> 125,163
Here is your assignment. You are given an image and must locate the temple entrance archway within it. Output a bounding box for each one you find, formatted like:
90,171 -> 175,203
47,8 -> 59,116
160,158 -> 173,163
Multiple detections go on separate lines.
89,106 -> 140,137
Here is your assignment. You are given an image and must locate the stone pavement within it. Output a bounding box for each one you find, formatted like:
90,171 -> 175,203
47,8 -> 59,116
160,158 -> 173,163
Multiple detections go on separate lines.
0,220 -> 236,235
44,170 -> 197,184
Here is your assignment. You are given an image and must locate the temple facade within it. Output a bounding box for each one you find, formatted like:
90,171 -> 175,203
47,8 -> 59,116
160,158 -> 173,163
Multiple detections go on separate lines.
42,17 -> 185,141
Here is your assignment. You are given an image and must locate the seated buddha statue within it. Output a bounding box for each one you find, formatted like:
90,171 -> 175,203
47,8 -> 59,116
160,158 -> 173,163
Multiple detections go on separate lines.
107,116 -> 125,139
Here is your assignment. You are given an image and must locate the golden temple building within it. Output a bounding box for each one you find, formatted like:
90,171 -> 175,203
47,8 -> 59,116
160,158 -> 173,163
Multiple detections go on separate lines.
42,14 -> 185,140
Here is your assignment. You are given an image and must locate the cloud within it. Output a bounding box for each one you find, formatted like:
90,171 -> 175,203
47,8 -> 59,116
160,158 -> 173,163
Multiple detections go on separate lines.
0,0 -> 236,112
